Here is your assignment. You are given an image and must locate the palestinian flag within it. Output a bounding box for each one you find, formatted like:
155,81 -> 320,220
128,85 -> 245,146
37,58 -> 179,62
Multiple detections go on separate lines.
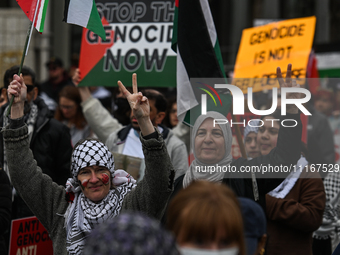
172,0 -> 231,125
63,0 -> 106,40
17,0 -> 49,33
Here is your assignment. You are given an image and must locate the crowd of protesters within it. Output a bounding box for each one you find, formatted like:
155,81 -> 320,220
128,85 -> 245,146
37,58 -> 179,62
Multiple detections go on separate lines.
0,59 -> 339,255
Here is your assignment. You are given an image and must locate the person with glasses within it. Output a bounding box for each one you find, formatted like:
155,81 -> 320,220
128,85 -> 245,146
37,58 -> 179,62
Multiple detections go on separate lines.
54,86 -> 94,146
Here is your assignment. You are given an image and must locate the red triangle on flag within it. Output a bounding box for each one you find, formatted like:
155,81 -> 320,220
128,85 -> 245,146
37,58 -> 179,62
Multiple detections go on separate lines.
16,0 -> 38,21
79,17 -> 114,82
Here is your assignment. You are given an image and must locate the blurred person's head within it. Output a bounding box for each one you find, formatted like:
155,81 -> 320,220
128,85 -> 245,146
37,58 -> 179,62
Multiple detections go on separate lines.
54,86 -> 86,129
84,212 -> 180,255
3,65 -> 38,111
167,180 -> 246,255
257,111 -> 281,156
314,89 -> 335,116
163,96 -> 178,128
45,57 -> 65,83
238,198 -> 267,255
243,119 -> 261,159
130,89 -> 167,131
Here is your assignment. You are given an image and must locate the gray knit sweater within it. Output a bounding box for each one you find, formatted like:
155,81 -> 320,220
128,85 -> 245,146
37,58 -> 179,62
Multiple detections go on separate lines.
3,124 -> 174,255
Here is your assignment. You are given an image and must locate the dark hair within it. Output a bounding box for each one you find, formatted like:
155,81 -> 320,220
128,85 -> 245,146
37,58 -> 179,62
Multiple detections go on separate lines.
54,86 -> 87,129
260,109 -> 281,120
142,89 -> 167,113
163,96 -> 177,128
3,65 -> 36,89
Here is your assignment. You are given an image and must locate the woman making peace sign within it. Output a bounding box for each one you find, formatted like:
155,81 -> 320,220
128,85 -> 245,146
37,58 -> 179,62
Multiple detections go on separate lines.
5,73 -> 175,255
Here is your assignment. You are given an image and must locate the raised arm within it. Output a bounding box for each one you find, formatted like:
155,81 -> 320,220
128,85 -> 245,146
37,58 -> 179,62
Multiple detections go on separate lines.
5,75 -> 68,231
118,74 -> 174,219
117,74 -> 154,136
242,64 -> 302,169
73,68 -> 123,142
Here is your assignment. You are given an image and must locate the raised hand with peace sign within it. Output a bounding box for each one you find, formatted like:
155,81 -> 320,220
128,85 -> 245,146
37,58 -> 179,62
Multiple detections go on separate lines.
276,63 -> 301,114
117,73 -> 155,136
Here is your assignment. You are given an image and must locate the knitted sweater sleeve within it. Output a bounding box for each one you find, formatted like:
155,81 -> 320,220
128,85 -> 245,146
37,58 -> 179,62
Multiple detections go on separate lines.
121,129 -> 175,220
3,124 -> 68,232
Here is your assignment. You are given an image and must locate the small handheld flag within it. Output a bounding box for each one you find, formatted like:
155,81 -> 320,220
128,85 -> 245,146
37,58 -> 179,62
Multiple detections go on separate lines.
63,0 -> 106,41
16,0 -> 49,33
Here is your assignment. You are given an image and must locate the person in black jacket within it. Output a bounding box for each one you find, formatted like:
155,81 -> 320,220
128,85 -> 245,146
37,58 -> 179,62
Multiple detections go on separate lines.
1,65 -> 72,219
0,169 -> 11,255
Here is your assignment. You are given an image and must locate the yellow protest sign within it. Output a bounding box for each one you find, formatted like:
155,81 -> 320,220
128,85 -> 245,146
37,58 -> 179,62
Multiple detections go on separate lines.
233,16 -> 316,93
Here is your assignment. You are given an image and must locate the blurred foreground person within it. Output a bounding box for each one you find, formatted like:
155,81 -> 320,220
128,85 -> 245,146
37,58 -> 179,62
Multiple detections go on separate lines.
167,180 -> 246,255
238,197 -> 267,255
84,212 -> 179,255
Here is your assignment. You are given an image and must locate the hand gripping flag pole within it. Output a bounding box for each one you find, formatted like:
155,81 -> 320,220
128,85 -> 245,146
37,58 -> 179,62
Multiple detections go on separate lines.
6,0 -> 42,117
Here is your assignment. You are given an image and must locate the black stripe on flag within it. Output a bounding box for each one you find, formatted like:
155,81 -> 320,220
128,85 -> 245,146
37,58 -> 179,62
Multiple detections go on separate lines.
177,0 -> 223,78
63,0 -> 70,22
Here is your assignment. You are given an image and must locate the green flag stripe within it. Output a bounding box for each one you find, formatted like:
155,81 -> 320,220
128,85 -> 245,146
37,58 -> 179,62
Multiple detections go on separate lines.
86,0 -> 106,40
39,0 -> 49,32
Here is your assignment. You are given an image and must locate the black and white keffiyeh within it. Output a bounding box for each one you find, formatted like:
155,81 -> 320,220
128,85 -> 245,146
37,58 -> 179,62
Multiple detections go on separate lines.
313,171 -> 340,240
64,139 -> 136,255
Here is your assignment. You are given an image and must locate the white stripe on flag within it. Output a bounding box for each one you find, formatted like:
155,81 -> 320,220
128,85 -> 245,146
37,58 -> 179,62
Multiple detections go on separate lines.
67,0 -> 92,28
177,45 -> 198,123
200,0 -> 217,45
36,0 -> 46,32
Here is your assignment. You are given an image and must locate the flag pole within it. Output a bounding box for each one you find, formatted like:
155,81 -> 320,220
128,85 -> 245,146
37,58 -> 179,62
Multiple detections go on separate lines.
6,0 -> 41,117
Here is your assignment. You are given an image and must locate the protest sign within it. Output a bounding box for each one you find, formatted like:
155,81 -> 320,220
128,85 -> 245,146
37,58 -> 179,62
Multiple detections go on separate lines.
233,16 -> 316,93
112,152 -> 143,180
78,0 -> 176,87
9,216 -> 53,255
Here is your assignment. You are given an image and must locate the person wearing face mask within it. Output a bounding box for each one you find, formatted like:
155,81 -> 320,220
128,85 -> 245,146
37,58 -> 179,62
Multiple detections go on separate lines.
258,111 -> 325,255
84,212 -> 180,255
167,180 -> 246,255
0,66 -> 72,219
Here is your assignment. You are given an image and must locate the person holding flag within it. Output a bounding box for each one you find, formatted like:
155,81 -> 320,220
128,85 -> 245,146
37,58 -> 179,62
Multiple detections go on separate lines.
4,73 -> 175,255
